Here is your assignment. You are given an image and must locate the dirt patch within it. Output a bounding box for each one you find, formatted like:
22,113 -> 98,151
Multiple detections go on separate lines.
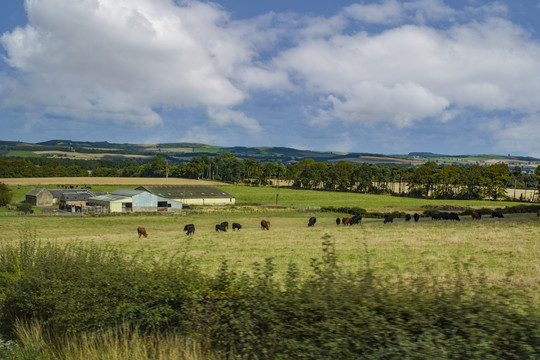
0,177 -> 228,186
421,204 -> 469,211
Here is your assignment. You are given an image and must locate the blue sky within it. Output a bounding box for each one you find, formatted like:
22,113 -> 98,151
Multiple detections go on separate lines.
1,0 -> 540,157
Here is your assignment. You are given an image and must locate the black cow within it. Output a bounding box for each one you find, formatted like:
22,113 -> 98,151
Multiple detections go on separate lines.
492,211 -> 504,218
220,221 -> 229,230
431,213 -> 440,220
350,214 -> 362,225
405,214 -> 411,222
449,212 -> 460,221
440,212 -> 451,220
384,214 -> 394,224
336,218 -> 341,226
413,213 -> 420,222
215,223 -> 227,232
232,222 -> 242,230
184,224 -> 195,236
308,217 -> 317,227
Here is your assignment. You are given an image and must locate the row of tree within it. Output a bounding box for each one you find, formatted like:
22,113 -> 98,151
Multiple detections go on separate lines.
1,155 -> 539,201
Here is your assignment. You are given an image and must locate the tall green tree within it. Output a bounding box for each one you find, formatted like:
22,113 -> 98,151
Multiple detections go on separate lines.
0,182 -> 12,206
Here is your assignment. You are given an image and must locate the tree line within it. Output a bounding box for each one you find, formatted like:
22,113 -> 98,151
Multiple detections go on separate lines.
1,154 -> 539,201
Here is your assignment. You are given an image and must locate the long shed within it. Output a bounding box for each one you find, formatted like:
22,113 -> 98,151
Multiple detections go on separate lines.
136,186 -> 235,206
87,189 -> 182,213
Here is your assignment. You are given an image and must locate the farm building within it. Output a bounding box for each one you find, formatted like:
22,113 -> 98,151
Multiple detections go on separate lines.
136,186 -> 235,206
87,189 -> 182,213
59,190 -> 95,211
49,189 -> 97,205
25,188 -> 53,206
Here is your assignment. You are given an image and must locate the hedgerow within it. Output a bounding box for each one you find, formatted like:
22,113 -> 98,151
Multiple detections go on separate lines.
0,232 -> 538,359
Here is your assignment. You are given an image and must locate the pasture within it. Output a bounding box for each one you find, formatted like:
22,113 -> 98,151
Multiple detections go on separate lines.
1,209 -> 539,303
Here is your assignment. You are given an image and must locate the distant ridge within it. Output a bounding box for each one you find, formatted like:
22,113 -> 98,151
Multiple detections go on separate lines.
1,139 -> 539,169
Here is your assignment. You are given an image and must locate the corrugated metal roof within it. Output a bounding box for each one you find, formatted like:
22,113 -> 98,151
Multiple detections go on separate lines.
112,189 -> 146,197
61,191 -> 95,201
48,189 -> 94,199
88,194 -> 130,202
137,186 -> 234,199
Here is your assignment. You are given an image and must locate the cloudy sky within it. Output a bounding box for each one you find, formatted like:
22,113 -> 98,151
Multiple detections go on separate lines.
1,0 -> 540,156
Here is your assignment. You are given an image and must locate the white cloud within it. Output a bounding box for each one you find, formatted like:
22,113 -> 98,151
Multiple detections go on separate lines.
490,114 -> 540,157
207,106 -> 262,133
0,0 -> 259,128
272,15 -> 540,128
344,0 -> 403,25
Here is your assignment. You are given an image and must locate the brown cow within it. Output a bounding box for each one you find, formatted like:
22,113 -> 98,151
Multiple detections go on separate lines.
471,212 -> 482,220
261,219 -> 271,230
537,209 -> 540,217
342,217 -> 352,226
137,226 -> 148,238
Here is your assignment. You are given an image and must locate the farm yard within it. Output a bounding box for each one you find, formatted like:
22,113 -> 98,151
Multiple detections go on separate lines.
0,178 -> 539,359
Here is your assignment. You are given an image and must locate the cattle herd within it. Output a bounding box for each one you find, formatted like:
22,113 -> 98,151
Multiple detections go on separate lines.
136,210 -> 518,238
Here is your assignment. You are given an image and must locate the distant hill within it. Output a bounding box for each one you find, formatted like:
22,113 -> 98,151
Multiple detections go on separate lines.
1,139 -> 539,170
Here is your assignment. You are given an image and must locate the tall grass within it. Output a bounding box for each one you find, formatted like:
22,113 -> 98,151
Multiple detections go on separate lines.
0,233 -> 538,359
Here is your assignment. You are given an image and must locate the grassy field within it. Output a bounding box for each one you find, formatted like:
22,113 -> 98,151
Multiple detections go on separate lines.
221,185 -> 525,211
1,210 -> 539,302
1,179 -> 539,303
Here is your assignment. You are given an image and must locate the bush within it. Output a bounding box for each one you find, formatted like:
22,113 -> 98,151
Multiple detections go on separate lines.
1,234 -> 539,359
16,203 -> 33,214
0,183 -> 12,207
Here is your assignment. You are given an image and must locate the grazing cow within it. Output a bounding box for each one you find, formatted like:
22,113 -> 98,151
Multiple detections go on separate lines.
431,213 -> 440,220
184,224 -> 195,236
232,222 -> 242,231
440,212 -> 451,220
384,214 -> 394,224
220,221 -> 229,230
472,212 -> 482,220
449,212 -> 460,221
342,217 -> 352,226
308,217 -> 317,227
491,211 -> 504,218
137,226 -> 148,238
261,219 -> 271,230
336,218 -> 341,226
405,214 -> 411,222
413,213 -> 420,222
349,214 -> 362,226
215,223 -> 227,232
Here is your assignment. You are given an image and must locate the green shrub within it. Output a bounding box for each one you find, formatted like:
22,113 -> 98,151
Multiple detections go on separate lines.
1,233 -> 539,359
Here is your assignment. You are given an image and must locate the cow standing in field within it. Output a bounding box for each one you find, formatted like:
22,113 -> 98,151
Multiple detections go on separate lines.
492,211 -> 504,218
232,222 -> 242,230
350,214 -> 362,225
342,217 -> 352,226
308,217 -> 317,227
336,218 -> 341,226
405,214 -> 411,222
449,213 -> 460,221
220,222 -> 229,230
137,226 -> 148,238
472,212 -> 482,220
384,214 -> 394,224
184,224 -> 195,236
215,223 -> 227,232
537,209 -> 540,217
413,213 -> 420,222
261,220 -> 271,230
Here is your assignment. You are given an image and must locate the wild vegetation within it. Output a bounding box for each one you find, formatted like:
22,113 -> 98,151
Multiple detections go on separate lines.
0,229 -> 538,359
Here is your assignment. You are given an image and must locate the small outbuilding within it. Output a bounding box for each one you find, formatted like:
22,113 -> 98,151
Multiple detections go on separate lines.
59,190 -> 95,211
136,186 -> 235,206
25,188 -> 53,206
